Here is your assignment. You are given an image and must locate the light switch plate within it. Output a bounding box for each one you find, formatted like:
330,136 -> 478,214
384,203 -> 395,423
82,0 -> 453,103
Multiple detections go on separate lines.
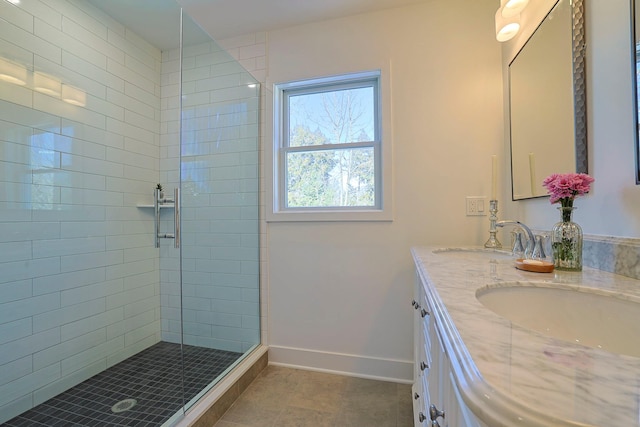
466,196 -> 487,216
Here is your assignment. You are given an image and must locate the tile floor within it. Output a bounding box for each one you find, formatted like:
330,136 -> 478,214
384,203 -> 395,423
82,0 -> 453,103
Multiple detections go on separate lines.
3,342 -> 240,427
212,365 -> 413,427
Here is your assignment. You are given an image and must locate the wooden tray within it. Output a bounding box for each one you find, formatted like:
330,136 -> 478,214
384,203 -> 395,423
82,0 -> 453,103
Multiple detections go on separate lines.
515,258 -> 554,273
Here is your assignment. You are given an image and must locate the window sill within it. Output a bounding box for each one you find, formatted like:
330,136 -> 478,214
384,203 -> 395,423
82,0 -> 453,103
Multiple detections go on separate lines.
266,209 -> 393,222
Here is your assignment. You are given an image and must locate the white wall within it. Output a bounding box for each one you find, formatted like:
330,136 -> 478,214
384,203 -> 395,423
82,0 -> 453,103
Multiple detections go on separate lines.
502,0 -> 640,238
264,0 -> 504,381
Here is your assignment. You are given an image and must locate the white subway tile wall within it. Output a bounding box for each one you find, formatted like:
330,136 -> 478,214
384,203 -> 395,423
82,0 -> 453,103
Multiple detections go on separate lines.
0,0 -> 162,422
159,19 -> 261,354
215,31 -> 268,350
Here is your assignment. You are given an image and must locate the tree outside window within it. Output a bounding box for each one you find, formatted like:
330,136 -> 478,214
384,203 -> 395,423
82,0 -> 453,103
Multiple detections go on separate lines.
279,72 -> 381,211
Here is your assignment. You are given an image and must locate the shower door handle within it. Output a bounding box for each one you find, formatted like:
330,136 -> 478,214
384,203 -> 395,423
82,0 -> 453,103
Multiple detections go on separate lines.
174,187 -> 180,248
154,188 -> 161,248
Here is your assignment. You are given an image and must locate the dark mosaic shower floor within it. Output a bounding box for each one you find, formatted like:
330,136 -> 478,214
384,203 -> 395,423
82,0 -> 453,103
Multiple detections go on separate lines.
3,342 -> 241,427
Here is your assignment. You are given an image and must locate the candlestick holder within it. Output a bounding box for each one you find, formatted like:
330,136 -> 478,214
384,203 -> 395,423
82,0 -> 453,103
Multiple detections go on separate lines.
484,199 -> 502,249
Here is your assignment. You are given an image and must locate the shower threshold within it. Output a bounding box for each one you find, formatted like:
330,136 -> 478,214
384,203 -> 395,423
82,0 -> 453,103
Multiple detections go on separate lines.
3,342 -> 241,427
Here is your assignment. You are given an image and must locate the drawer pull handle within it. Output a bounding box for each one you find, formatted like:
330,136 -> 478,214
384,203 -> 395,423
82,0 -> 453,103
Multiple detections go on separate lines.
429,404 -> 445,421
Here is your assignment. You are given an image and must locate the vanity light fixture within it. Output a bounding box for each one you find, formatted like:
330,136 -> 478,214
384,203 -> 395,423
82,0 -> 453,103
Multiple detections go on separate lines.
495,8 -> 520,42
0,57 -> 28,85
61,84 -> 86,106
495,0 -> 530,42
33,72 -> 61,97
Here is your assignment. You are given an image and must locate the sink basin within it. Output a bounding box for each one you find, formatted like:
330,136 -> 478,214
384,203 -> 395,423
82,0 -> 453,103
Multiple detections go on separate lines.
432,248 -> 513,260
477,284 -> 640,357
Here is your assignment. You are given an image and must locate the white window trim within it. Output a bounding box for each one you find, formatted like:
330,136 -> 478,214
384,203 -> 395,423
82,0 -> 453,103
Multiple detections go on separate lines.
266,69 -> 393,222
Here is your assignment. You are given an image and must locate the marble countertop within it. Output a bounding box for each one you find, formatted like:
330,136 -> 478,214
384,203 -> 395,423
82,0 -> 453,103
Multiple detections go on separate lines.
411,246 -> 640,427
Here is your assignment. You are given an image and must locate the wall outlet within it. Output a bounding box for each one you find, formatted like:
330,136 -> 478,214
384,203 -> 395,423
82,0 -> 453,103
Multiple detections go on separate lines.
466,196 -> 487,216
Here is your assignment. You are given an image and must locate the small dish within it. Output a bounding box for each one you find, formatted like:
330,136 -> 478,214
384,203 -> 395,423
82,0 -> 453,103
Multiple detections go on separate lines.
515,258 -> 554,273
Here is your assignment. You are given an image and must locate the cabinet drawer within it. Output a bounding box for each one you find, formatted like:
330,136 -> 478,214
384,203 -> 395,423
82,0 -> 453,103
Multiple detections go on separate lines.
412,379 -> 430,427
422,325 -> 432,365
417,336 -> 431,377
422,312 -> 431,351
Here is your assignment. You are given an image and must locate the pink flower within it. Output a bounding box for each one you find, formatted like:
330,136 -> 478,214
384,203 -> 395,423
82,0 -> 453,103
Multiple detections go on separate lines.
542,173 -> 594,205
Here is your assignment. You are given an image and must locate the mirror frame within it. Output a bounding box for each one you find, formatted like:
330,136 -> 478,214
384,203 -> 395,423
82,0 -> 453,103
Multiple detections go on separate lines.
572,0 -> 588,175
632,0 -> 640,184
509,0 -> 588,200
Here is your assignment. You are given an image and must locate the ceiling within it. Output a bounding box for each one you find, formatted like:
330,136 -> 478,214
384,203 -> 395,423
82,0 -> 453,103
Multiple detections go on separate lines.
86,0 -> 182,50
178,0 -> 431,40
87,0 -> 431,51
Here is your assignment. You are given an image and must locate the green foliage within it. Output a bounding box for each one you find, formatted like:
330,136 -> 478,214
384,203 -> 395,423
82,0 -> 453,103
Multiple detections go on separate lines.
286,87 -> 377,208
287,125 -> 374,208
287,126 -> 334,207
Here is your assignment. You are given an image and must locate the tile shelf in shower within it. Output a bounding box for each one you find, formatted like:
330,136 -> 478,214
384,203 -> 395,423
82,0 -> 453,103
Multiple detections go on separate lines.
137,203 -> 174,208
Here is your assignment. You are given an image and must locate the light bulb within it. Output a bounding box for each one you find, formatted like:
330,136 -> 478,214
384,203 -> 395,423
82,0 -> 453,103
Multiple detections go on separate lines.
495,8 -> 521,42
502,0 -> 529,18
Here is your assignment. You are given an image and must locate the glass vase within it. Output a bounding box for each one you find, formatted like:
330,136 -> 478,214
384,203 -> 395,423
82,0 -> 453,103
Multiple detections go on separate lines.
551,206 -> 583,271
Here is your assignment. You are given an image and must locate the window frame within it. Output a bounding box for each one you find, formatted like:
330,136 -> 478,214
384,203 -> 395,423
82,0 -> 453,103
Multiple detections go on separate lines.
268,70 -> 393,222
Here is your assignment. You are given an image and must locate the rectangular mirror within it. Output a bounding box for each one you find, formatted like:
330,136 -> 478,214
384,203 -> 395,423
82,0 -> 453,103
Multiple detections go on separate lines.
509,0 -> 587,200
632,0 -> 640,184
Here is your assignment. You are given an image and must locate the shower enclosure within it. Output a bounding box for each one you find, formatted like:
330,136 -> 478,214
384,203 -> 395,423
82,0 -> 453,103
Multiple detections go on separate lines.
0,0 -> 260,425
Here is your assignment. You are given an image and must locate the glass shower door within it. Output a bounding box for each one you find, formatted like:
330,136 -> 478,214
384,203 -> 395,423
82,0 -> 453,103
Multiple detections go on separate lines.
176,12 -> 261,411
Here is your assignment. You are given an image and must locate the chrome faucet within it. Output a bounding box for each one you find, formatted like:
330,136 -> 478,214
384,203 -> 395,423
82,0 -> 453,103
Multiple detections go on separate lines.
496,220 -> 535,258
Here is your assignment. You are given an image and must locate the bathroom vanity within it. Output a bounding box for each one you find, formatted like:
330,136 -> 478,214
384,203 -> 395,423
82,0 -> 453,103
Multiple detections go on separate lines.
411,247 -> 640,427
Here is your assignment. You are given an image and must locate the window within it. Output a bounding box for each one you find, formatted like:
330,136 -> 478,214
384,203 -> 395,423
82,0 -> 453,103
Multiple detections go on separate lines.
270,70 -> 392,221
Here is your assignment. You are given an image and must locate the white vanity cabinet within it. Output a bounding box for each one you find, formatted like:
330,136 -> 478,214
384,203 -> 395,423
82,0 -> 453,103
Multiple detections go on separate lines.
413,271 -> 487,427
411,274 -> 430,426
412,247 -> 640,427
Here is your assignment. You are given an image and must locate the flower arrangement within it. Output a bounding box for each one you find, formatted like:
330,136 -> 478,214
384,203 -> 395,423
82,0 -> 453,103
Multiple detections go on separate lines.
542,172 -> 594,271
542,172 -> 594,209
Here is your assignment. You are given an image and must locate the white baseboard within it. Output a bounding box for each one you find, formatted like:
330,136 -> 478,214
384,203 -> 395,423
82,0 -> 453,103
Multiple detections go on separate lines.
268,345 -> 413,384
